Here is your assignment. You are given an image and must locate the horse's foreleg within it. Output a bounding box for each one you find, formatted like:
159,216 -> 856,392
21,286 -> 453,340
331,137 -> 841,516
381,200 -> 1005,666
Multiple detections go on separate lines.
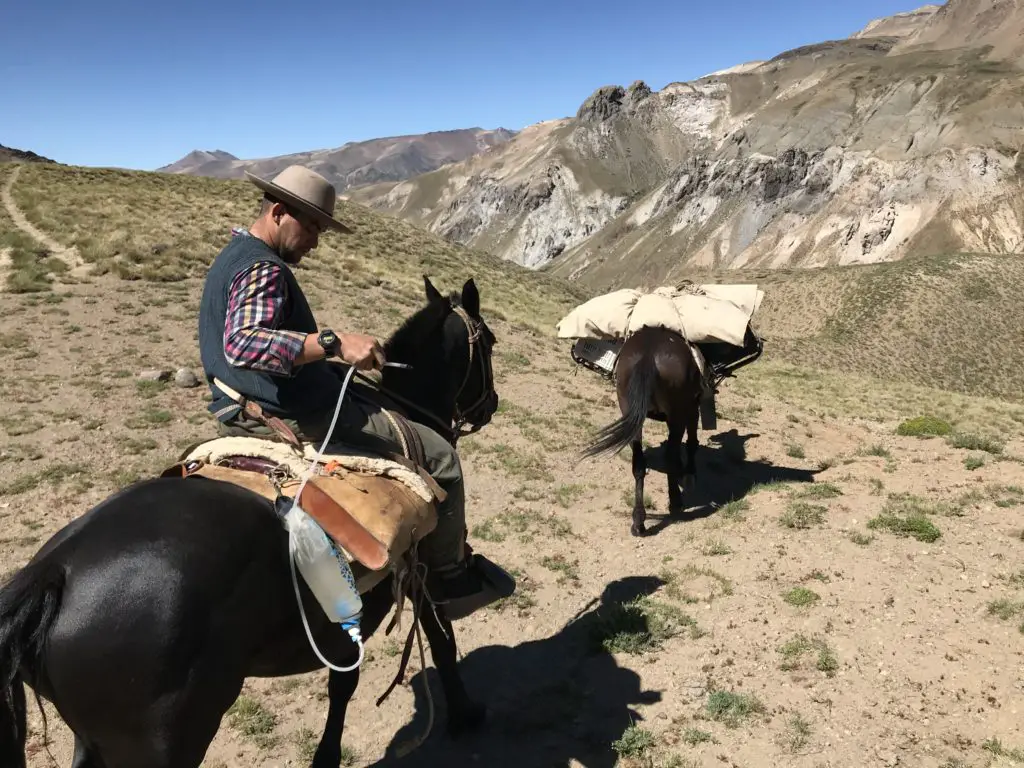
420,601 -> 486,738
631,437 -> 647,536
666,421 -> 685,514
682,398 -> 700,491
311,669 -> 360,768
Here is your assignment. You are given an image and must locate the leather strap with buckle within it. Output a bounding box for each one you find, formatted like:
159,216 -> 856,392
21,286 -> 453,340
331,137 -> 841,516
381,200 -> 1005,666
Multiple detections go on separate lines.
213,378 -> 304,451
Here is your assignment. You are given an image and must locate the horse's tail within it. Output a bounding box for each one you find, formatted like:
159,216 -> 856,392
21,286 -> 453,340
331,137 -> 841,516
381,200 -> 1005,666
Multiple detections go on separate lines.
0,560 -> 65,768
580,349 -> 657,459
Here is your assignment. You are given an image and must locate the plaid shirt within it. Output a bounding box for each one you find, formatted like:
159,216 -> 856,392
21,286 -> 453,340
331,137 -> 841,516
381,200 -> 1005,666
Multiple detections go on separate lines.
223,229 -> 308,376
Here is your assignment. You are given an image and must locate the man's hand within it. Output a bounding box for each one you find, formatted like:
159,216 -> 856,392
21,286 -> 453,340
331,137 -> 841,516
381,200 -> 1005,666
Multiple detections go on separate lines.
338,332 -> 386,371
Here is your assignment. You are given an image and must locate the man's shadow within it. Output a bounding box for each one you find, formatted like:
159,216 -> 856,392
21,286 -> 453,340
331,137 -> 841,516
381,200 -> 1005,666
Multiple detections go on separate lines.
638,427 -> 820,535
367,576 -> 667,768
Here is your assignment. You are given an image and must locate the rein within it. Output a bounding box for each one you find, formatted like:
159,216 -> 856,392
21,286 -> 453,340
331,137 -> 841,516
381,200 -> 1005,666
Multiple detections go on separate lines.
363,302 -> 495,446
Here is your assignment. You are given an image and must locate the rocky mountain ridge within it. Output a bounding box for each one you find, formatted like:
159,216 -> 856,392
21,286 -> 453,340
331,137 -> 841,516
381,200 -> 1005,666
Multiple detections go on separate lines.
0,145 -> 58,164
347,0 -> 1024,290
157,128 -> 516,193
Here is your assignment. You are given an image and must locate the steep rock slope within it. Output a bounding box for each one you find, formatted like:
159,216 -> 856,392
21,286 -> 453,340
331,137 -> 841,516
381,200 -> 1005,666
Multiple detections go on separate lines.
850,4 -> 942,39
892,0 -> 1024,60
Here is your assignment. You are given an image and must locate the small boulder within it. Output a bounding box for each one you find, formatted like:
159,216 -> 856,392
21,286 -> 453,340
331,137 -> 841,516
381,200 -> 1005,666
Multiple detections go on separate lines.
174,368 -> 200,388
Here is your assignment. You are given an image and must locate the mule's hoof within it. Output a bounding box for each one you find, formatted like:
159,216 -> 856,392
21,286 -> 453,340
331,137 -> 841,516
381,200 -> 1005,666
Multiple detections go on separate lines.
682,475 -> 696,491
449,702 -> 487,739
630,523 -> 646,537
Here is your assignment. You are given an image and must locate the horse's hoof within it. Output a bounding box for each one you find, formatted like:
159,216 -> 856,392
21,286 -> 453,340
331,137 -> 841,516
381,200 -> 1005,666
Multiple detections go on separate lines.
682,475 -> 696,491
448,702 -> 487,739
630,523 -> 646,537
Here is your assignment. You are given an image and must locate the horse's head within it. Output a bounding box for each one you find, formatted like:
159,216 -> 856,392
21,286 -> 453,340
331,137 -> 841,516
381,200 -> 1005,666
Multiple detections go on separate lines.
382,275 -> 499,444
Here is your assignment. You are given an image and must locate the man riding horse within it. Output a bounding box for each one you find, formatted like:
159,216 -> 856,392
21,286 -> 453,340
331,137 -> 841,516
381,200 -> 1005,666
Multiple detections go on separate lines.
197,164 -> 508,620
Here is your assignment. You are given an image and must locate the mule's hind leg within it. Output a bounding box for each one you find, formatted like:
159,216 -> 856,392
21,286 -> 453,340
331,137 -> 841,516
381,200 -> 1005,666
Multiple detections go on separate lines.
630,437 -> 648,536
666,420 -> 685,514
682,397 -> 700,491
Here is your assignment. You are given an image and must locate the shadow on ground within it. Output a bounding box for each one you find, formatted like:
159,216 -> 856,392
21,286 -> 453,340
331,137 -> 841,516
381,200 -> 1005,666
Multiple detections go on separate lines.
637,427 -> 820,535
368,576 -> 667,768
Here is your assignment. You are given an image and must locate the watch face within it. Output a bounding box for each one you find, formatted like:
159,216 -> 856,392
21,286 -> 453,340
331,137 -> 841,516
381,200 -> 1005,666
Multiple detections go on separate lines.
320,330 -> 338,354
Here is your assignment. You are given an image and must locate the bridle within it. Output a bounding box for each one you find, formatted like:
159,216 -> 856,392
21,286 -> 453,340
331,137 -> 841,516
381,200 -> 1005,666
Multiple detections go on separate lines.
355,300 -> 496,447
448,304 -> 495,442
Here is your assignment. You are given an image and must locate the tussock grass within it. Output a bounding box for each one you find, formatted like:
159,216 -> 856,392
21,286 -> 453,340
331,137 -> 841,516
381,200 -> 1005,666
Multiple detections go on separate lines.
896,415 -> 952,437
705,690 -> 766,728
591,596 -> 703,654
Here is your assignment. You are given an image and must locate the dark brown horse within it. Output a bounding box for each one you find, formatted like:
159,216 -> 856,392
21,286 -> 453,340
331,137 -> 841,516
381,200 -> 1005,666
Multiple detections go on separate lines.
580,325 -> 705,536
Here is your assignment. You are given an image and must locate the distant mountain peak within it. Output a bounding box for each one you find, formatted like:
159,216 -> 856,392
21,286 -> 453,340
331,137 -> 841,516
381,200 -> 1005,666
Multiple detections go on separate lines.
156,128 -> 516,191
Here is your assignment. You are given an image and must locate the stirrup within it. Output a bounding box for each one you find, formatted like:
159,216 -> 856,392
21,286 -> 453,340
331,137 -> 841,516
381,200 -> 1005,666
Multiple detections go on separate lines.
442,555 -> 517,621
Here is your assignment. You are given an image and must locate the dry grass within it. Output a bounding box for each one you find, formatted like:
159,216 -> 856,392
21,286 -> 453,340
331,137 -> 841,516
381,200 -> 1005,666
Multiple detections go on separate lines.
684,251 -> 1024,403
5,163 -> 587,334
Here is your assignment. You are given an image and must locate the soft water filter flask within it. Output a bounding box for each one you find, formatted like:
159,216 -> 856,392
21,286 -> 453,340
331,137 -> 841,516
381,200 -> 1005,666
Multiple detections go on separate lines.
282,362 -> 367,672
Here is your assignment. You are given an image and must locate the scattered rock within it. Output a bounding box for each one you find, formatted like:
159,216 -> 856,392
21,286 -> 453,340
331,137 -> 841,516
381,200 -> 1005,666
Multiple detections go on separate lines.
174,368 -> 200,388
139,369 -> 172,382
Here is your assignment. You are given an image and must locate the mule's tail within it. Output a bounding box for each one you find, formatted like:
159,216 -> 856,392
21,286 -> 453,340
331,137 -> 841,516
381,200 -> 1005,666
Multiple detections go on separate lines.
580,351 -> 657,459
0,561 -> 65,768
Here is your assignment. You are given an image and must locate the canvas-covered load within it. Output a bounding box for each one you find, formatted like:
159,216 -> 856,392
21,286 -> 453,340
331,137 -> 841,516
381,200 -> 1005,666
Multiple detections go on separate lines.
556,283 -> 764,347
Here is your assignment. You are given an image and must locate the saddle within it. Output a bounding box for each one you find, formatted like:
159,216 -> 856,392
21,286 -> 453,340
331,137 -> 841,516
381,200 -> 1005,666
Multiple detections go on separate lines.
160,434 -> 440,595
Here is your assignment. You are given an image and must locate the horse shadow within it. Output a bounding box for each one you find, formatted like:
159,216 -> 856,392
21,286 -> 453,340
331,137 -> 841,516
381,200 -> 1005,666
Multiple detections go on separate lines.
367,576 -> 667,768
639,427 -> 820,535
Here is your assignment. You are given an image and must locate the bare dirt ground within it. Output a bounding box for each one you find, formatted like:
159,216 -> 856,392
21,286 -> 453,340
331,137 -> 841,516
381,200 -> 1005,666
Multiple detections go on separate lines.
2,269 -> 1023,768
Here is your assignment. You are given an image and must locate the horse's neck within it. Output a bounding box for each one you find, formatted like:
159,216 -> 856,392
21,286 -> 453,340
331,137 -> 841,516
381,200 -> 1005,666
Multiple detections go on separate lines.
383,336 -> 457,428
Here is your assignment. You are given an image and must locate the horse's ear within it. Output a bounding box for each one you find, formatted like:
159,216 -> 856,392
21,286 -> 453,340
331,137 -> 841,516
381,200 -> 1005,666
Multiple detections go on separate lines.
424,275 -> 444,305
461,278 -> 480,318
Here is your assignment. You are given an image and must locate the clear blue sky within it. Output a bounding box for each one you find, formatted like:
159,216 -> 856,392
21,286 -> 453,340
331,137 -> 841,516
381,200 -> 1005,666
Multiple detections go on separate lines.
2,0 -> 931,170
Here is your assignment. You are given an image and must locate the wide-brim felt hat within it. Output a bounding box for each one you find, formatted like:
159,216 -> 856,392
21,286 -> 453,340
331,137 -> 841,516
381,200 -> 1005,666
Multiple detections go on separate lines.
245,165 -> 352,234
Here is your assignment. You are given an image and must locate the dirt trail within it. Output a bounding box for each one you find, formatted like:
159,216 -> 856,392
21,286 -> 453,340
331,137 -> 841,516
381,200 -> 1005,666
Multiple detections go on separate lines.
1,164 -> 90,278
0,247 -> 10,292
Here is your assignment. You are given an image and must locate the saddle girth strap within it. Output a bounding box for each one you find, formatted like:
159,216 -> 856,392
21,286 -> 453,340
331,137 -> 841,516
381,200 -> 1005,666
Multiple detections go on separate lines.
380,408 -> 441,503
386,409 -> 429,470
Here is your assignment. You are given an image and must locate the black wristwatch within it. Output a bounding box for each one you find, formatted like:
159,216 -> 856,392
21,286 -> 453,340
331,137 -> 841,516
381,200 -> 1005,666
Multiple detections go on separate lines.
317,328 -> 341,358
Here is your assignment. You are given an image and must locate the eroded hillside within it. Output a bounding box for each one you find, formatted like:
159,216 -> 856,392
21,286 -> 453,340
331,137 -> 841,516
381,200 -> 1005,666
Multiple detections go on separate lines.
349,1 -> 1024,289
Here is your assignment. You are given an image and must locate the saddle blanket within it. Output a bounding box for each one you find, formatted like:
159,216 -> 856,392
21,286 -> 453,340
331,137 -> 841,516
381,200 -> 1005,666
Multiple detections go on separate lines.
556,282 -> 764,347
183,436 -> 434,502
174,436 -> 438,594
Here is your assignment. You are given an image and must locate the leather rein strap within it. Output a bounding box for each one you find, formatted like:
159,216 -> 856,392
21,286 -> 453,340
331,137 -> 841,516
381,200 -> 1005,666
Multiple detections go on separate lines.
353,302 -> 495,446
212,298 -> 493,455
